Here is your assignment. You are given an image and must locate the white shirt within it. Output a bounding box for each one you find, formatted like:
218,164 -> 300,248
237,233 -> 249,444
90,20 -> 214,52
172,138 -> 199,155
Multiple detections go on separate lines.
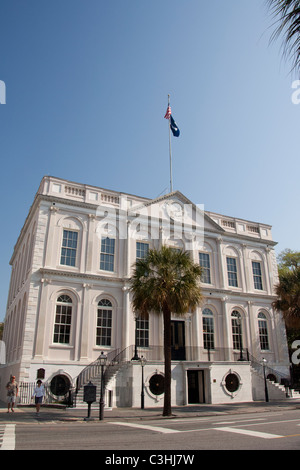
33,385 -> 45,398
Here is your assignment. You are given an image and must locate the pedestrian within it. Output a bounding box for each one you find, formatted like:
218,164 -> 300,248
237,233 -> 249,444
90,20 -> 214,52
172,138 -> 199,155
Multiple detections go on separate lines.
32,379 -> 45,415
6,375 -> 18,413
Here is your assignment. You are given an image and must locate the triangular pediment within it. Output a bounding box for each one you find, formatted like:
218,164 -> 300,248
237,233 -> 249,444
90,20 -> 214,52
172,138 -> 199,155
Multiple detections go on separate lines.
129,190 -> 225,234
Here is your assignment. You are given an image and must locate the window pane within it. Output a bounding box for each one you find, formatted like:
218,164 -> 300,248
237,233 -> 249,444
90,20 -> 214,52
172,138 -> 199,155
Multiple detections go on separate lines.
252,261 -> 263,290
231,311 -> 242,350
136,242 -> 149,260
227,257 -> 238,287
96,303 -> 112,346
100,238 -> 115,271
258,316 -> 269,350
203,317 -> 214,350
60,230 -> 78,267
136,314 -> 149,347
53,296 -> 72,344
199,253 -> 211,284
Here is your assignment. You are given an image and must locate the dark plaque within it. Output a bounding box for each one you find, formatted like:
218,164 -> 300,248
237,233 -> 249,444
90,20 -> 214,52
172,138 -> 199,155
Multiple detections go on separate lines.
83,382 -> 97,403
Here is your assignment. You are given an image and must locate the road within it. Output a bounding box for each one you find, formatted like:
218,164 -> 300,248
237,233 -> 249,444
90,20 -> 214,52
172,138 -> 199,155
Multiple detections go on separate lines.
1,408 -> 300,452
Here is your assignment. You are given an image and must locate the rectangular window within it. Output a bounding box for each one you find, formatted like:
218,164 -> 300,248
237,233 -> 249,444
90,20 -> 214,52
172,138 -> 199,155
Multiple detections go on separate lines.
232,318 -> 242,350
203,317 -> 214,350
60,230 -> 78,267
258,320 -> 269,351
100,237 -> 115,272
136,315 -> 149,347
53,304 -> 72,344
227,257 -> 238,287
136,242 -> 149,260
252,261 -> 263,290
199,253 -> 211,284
96,309 -> 112,346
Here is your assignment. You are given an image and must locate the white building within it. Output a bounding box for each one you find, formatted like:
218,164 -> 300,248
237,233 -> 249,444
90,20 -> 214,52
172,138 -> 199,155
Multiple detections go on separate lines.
0,176 -> 291,407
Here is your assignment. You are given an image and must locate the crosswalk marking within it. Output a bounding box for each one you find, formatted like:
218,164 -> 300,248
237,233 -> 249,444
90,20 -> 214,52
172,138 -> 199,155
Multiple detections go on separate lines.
213,426 -> 283,439
110,421 -> 181,434
0,424 -> 16,450
109,419 -> 290,440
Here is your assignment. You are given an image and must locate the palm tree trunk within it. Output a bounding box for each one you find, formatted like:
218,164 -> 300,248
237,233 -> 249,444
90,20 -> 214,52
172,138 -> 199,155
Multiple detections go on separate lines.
163,304 -> 172,416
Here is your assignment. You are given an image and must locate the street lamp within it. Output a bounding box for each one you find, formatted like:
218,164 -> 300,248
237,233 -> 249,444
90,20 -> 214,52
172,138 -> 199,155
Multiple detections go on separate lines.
99,351 -> 107,420
140,355 -> 146,409
131,317 -> 140,361
262,358 -> 269,403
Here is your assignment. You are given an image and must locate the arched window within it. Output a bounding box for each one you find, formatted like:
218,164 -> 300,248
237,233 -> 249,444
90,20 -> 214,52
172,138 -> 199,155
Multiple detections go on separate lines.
53,295 -> 73,344
202,308 -> 214,350
258,312 -> 270,351
231,310 -> 242,350
96,299 -> 113,346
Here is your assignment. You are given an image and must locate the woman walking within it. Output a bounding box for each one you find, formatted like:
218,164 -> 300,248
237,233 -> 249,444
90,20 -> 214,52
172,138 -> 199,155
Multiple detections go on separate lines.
32,380 -> 45,415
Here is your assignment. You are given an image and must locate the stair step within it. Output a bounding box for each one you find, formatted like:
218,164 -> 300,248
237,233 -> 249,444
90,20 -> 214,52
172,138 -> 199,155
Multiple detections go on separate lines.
74,359 -> 130,408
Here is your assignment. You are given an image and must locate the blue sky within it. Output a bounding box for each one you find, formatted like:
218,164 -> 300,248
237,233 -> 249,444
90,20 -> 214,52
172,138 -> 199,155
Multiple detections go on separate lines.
0,0 -> 299,321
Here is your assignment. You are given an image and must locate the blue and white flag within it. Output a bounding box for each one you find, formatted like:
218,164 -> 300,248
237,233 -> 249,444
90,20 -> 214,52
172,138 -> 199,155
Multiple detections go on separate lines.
170,115 -> 180,137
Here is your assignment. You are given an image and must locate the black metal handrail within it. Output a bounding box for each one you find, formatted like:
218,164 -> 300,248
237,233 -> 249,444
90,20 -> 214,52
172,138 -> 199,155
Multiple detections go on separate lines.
75,348 -> 119,394
247,351 -> 290,385
74,345 -> 291,400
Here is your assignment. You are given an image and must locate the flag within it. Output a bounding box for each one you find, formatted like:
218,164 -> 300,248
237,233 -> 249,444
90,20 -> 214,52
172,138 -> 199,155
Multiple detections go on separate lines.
164,105 -> 171,119
170,115 -> 180,137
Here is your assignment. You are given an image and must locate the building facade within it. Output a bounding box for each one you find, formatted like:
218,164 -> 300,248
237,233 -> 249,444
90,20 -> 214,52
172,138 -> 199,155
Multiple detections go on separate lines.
0,176 -> 290,406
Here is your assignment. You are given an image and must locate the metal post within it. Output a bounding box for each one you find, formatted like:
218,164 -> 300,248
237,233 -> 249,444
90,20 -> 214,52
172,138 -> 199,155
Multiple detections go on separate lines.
99,363 -> 105,420
131,317 -> 140,361
99,351 -> 107,420
207,344 -> 211,362
141,356 -> 146,409
262,358 -> 269,402
168,94 -> 173,193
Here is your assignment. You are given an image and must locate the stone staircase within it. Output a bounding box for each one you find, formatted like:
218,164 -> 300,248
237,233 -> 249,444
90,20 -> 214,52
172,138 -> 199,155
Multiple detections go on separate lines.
74,347 -> 135,408
250,356 -> 300,401
74,348 -> 300,408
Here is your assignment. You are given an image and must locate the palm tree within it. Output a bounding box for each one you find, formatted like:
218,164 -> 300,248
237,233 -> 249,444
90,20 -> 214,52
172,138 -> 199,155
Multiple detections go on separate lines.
273,266 -> 300,328
267,0 -> 300,74
130,245 -> 202,416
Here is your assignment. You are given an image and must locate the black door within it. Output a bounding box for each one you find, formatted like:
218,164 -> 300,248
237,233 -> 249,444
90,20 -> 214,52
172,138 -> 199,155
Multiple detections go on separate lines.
171,321 -> 186,360
187,370 -> 205,404
187,370 -> 199,403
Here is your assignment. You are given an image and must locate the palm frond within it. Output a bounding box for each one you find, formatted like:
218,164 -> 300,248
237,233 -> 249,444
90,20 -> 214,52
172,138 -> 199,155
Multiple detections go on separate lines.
267,0 -> 300,74
130,246 -> 202,318
273,266 -> 300,319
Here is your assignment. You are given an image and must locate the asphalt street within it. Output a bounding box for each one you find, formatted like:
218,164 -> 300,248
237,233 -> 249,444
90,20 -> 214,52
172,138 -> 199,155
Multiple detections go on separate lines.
1,399 -> 300,453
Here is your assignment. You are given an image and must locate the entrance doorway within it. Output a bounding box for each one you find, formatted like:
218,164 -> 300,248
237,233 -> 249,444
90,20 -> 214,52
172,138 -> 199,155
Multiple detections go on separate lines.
187,370 -> 205,403
171,320 -> 186,360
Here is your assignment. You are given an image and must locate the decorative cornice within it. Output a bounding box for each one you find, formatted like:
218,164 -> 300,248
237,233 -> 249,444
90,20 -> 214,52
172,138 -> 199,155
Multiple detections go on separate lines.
39,268 -> 124,284
201,286 -> 277,302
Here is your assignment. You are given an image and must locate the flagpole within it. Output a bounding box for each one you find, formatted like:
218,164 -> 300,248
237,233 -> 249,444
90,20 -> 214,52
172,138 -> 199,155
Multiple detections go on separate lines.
168,94 -> 173,193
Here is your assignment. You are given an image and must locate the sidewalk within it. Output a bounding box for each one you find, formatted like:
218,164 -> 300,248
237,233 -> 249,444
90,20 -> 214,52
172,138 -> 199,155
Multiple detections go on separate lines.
0,398 -> 299,424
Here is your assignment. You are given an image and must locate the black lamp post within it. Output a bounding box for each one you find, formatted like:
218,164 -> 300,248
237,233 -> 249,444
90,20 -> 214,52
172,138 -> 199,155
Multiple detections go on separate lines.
99,351 -> 107,420
262,358 -> 269,402
140,355 -> 146,409
131,317 -> 140,361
